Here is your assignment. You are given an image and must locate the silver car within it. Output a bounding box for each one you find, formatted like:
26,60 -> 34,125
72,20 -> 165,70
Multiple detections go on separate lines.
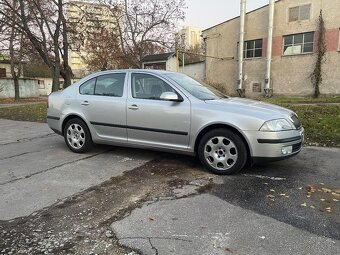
47,70 -> 304,175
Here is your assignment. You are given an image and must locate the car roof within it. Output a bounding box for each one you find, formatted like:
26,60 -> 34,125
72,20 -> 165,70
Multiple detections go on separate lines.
91,69 -> 177,76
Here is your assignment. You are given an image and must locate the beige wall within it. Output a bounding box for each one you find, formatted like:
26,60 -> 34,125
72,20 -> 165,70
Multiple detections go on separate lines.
203,0 -> 340,96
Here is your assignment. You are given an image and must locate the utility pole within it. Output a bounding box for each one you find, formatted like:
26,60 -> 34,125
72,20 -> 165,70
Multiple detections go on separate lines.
237,0 -> 246,97
264,0 -> 275,97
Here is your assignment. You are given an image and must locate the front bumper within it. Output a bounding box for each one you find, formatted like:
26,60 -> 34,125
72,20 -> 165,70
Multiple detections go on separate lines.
244,127 -> 304,164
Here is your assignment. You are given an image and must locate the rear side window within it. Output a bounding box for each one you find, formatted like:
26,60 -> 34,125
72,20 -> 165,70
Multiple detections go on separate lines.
95,73 -> 126,97
79,73 -> 126,97
79,78 -> 96,95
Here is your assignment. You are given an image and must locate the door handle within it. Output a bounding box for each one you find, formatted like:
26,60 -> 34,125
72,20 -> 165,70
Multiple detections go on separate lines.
81,101 -> 90,106
128,104 -> 139,110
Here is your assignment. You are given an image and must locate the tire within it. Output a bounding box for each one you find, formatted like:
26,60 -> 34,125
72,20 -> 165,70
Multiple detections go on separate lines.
63,118 -> 93,153
198,128 -> 247,175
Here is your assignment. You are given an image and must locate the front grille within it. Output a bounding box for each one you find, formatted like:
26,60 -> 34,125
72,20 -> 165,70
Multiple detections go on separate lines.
290,114 -> 302,129
292,142 -> 302,152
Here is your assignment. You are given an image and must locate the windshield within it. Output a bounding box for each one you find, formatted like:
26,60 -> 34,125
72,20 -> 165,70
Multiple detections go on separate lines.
165,73 -> 228,100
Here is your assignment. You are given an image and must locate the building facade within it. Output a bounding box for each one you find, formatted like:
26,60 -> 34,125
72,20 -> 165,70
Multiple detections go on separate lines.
142,52 -> 177,72
202,0 -> 340,96
178,26 -> 203,49
67,0 -> 117,78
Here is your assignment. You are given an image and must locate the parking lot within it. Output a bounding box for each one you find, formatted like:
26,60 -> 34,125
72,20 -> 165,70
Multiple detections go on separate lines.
0,119 -> 339,254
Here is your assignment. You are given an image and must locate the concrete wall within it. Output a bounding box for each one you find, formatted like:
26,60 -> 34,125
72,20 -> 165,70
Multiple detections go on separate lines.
179,61 -> 206,81
203,0 -> 340,96
0,78 -> 39,98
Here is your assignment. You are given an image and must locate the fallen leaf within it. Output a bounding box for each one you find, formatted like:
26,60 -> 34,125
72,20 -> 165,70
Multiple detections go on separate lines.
279,193 -> 286,196
310,205 -> 315,209
270,189 -> 275,192
266,194 -> 275,199
225,247 -> 234,253
320,198 -> 326,202
333,199 -> 339,202
322,188 -> 332,193
301,202 -> 307,207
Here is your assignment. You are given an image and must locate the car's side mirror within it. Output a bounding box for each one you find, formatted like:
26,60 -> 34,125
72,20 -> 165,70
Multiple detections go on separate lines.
160,92 -> 183,102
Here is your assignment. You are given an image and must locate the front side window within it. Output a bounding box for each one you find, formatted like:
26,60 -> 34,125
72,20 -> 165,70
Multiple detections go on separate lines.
94,73 -> 125,97
283,32 -> 314,55
244,39 -> 263,59
289,4 -> 311,22
131,73 -> 177,100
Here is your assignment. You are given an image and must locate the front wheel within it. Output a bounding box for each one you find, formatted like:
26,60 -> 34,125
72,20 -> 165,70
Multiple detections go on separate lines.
64,118 -> 93,153
198,129 -> 247,175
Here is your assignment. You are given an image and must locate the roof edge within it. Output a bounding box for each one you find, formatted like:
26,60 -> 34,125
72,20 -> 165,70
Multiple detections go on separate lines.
202,0 -> 281,32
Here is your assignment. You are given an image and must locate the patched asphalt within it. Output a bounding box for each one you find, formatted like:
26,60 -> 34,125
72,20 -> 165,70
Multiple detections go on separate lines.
0,119 -> 339,254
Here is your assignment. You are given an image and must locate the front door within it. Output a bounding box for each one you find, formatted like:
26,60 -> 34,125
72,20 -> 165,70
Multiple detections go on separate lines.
126,72 -> 190,150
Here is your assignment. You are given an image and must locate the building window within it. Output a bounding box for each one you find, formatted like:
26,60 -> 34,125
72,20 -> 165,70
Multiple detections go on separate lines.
289,4 -> 311,22
244,39 -> 263,58
0,68 -> 6,78
38,80 -> 45,89
283,32 -> 314,55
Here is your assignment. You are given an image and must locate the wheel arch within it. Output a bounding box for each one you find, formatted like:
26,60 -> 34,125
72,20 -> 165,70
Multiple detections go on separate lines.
62,114 -> 90,135
194,123 -> 252,161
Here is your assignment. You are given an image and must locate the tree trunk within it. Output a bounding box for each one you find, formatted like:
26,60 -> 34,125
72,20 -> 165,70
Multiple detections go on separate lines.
60,66 -> 72,88
52,64 -> 60,92
13,76 -> 20,100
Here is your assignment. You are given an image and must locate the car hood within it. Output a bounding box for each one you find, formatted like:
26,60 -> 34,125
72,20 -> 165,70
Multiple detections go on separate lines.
204,97 -> 294,120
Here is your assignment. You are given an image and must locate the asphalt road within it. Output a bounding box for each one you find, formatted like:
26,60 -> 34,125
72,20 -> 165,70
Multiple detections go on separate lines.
0,119 -> 154,220
0,119 -> 339,254
112,148 -> 340,254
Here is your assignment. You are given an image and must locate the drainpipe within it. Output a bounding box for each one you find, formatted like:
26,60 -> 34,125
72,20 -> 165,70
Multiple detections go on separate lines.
265,0 -> 275,97
237,0 -> 246,97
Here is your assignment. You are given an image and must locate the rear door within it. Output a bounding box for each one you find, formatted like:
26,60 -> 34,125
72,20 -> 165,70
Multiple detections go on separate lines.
77,72 -> 127,143
126,72 -> 191,150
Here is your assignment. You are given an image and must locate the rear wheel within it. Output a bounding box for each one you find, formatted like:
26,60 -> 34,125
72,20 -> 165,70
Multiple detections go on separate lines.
198,128 -> 247,175
64,118 -> 93,153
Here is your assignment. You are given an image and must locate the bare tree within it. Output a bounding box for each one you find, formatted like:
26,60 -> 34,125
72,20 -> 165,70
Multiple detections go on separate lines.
100,0 -> 185,68
0,0 -> 73,92
0,0 -> 24,100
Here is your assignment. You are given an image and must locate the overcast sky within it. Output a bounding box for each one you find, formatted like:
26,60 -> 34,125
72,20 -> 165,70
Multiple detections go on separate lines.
184,0 -> 270,30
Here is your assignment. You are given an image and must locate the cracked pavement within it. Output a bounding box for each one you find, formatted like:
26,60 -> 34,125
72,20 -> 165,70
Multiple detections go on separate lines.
0,119 -> 154,220
0,119 -> 340,254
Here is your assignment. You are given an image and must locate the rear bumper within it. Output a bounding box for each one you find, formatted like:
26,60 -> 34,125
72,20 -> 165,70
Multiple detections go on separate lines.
47,115 -> 62,135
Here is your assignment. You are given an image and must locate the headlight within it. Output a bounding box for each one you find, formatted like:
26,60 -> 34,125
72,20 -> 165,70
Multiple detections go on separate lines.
260,119 -> 294,132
